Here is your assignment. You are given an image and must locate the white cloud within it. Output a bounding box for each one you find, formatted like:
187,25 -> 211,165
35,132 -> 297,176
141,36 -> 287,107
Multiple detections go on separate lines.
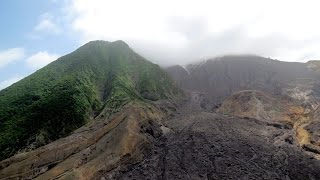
35,19 -> 60,34
34,13 -> 61,34
26,51 -> 59,69
65,0 -> 320,65
0,48 -> 25,68
0,76 -> 24,90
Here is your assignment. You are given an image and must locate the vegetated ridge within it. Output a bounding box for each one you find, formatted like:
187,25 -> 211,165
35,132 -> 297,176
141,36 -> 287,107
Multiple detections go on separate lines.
0,40 -> 182,161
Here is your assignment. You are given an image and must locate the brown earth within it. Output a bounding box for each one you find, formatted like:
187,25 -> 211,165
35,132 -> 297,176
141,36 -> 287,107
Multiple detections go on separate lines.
0,101 -> 177,179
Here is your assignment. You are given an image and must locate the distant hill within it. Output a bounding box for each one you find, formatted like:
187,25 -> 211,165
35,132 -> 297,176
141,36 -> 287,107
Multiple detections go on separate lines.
166,55 -> 319,107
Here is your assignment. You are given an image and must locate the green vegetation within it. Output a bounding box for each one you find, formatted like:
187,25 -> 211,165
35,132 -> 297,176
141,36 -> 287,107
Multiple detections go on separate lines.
0,40 -> 182,160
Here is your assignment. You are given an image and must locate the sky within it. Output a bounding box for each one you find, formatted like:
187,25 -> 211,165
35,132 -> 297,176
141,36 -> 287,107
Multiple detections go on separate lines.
1,0 -> 320,90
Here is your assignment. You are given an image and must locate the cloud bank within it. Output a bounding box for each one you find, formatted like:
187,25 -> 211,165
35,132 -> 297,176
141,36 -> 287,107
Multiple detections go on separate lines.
34,13 -> 61,35
65,0 -> 320,65
26,51 -> 60,69
0,48 -> 25,68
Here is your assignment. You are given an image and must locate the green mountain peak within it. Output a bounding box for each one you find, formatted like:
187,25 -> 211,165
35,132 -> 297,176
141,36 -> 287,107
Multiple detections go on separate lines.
0,40 -> 182,160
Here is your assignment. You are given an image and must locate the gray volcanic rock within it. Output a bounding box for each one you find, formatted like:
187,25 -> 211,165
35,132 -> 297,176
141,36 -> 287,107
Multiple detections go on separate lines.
306,121 -> 320,146
166,55 -> 319,106
100,96 -> 320,180
105,112 -> 320,179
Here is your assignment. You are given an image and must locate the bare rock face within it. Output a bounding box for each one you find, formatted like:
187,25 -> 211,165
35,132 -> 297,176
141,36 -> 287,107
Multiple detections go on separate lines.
306,121 -> 320,146
166,55 -> 318,106
104,112 -> 320,180
217,90 -> 305,124
217,89 -> 320,160
97,92 -> 320,180
167,56 -> 320,160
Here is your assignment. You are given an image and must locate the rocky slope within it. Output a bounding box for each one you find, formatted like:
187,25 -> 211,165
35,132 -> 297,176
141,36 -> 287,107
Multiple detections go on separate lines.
102,93 -> 320,179
217,90 -> 305,124
1,47 -> 320,179
166,55 -> 319,107
217,90 -> 320,157
167,56 -> 320,160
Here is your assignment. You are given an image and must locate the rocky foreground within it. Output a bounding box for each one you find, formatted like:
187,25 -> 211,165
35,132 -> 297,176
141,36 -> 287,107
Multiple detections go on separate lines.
1,91 -> 320,179
106,92 -> 320,180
